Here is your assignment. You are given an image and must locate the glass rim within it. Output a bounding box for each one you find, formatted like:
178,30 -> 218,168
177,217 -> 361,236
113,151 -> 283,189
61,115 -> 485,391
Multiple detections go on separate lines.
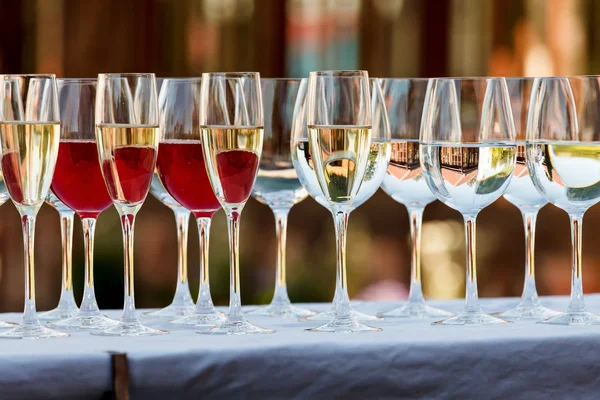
58,78 -> 97,85
97,73 -> 155,78
0,74 -> 56,79
309,70 -> 369,78
430,76 -> 507,82
160,77 -> 202,83
260,78 -> 303,83
529,74 -> 600,81
378,77 -> 430,83
201,72 -> 260,78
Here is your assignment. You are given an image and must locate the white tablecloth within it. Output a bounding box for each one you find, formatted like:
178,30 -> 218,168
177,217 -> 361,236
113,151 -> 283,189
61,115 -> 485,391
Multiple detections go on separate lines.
1,296 -> 600,400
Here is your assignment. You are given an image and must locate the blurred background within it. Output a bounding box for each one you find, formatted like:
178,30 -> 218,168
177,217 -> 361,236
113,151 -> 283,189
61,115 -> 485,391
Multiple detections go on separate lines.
0,0 -> 599,311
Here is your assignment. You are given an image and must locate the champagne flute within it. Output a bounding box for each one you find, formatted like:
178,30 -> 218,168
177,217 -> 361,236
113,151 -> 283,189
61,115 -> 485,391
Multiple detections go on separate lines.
377,78 -> 453,319
92,73 -> 166,336
0,74 -> 68,338
47,78 -> 117,330
199,72 -> 273,335
527,76 -> 600,325
303,71 -> 390,333
247,78 -> 313,318
292,78 -> 390,323
496,78 -> 560,320
38,193 -> 78,321
153,78 -> 224,326
420,77 -> 516,325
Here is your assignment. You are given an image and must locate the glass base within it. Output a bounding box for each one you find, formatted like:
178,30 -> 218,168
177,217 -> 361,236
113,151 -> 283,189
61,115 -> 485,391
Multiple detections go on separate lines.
91,319 -> 168,336
0,320 -> 17,329
0,321 -> 69,339
495,304 -> 561,320
246,303 -> 316,318
378,302 -> 453,319
306,317 -> 382,333
143,303 -> 195,319
47,314 -> 118,331
170,310 -> 226,326
38,306 -> 79,322
538,311 -> 600,325
300,307 -> 381,322
198,316 -> 274,335
433,310 -> 510,326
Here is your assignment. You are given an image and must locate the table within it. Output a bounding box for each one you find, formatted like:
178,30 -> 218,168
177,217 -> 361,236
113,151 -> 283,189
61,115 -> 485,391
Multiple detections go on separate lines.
1,295 -> 600,400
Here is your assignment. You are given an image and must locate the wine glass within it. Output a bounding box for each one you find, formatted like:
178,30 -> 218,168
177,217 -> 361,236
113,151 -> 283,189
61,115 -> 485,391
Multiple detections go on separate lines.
38,193 -> 78,321
0,74 -> 68,338
302,71 -> 390,333
92,73 -> 166,336
527,76 -> 600,325
420,77 -> 516,325
153,78 -> 224,326
377,78 -> 453,319
496,78 -> 560,320
46,78 -> 117,331
292,78 -> 390,323
247,78 -> 313,318
199,72 -> 273,335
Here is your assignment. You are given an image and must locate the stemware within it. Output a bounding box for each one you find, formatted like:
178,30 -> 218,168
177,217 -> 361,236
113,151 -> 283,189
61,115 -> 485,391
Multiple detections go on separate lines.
420,77 -> 516,325
92,73 -> 166,336
291,78 -> 391,324
496,78 -> 560,320
154,78 -> 224,326
199,72 -> 273,335
47,79 -> 117,331
38,193 -> 78,321
527,76 -> 600,325
247,78 -> 313,318
301,71 -> 390,333
0,74 -> 67,338
377,78 -> 452,319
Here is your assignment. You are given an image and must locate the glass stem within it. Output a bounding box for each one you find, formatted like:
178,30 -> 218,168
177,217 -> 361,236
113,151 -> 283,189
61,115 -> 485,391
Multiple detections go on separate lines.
196,217 -> 215,312
120,213 -> 138,322
567,212 -> 586,313
21,212 -> 38,324
79,218 -> 100,314
173,208 -> 191,303
463,215 -> 481,313
520,210 -> 540,307
406,207 -> 425,304
333,210 -> 351,319
271,208 -> 292,307
226,211 -> 242,319
57,211 -> 76,308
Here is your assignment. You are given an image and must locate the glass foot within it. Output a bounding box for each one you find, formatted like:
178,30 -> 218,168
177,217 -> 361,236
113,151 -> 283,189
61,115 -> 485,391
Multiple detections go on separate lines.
91,319 -> 168,336
144,303 -> 195,319
170,310 -> 226,326
378,302 -> 453,319
0,321 -> 69,339
306,317 -> 382,333
0,320 -> 17,329
38,305 -> 79,322
495,304 -> 561,320
538,311 -> 600,325
47,314 -> 118,331
433,310 -> 510,326
300,307 -> 381,322
247,303 -> 316,318
198,316 -> 274,335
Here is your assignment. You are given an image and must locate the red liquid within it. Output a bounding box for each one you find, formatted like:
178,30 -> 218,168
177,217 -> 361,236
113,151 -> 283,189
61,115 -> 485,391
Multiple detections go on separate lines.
102,145 -> 156,204
51,140 -> 113,219
156,140 -> 220,218
215,150 -> 259,204
1,151 -> 23,204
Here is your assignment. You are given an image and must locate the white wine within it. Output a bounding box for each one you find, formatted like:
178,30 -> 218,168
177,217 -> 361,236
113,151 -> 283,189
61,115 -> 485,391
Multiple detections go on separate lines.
307,125 -> 371,205
293,139 -> 390,210
381,140 -> 436,208
0,122 -> 59,207
527,141 -> 600,211
503,143 -> 547,211
420,143 -> 516,213
201,126 -> 263,206
150,172 -> 181,209
252,164 -> 308,209
96,124 -> 159,206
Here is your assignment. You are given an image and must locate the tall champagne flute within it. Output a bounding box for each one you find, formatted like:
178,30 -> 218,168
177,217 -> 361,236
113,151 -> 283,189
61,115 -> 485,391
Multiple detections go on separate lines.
38,193 -> 78,321
47,79 -> 117,330
153,78 -> 224,326
420,77 -> 516,325
496,78 -> 560,320
292,78 -> 390,323
92,73 -> 166,336
377,78 -> 453,319
304,71 -> 390,333
199,72 -> 273,335
527,76 -> 600,325
247,79 -> 313,318
0,74 -> 68,339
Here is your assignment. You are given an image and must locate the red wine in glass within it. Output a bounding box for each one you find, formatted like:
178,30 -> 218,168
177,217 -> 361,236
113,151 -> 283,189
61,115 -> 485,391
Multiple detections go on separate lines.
101,146 -> 156,205
215,150 -> 259,204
